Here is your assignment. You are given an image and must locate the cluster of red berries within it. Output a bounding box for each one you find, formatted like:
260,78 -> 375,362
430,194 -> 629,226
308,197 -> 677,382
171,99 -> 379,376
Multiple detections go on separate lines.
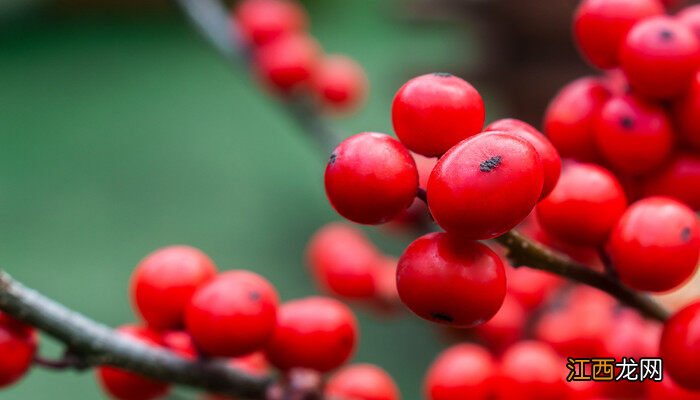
233,0 -> 367,113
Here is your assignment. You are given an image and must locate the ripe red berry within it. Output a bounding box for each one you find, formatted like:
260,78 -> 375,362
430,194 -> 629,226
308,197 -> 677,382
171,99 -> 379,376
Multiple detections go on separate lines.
424,344 -> 497,400
472,294 -> 525,353
427,132 -> 544,239
644,153 -> 700,210
396,233 -> 506,327
264,297 -> 357,372
537,163 -> 627,246
608,196 -> 700,292
594,95 -> 674,175
620,16 -> 700,99
505,266 -> 562,311
130,245 -> 217,330
97,326 -> 170,400
497,341 -> 568,400
543,77 -> 610,162
312,55 -> 367,113
325,132 -> 418,225
234,0 -> 307,47
647,376 -> 700,400
229,351 -> 270,377
254,33 -> 321,94
391,73 -> 485,157
674,71 -> 700,150
0,312 -> 36,389
660,300 -> 700,391
325,364 -> 400,400
678,4 -> 700,39
573,0 -> 663,69
161,330 -> 198,359
185,270 -> 279,357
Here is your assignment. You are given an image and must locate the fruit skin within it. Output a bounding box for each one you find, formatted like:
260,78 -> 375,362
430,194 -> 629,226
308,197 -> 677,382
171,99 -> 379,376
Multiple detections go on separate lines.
234,0 -> 307,47
660,301 -> 700,391
608,196 -> 700,292
0,312 -> 37,389
594,95 -> 674,176
673,71 -> 700,150
424,344 -> 497,400
644,153 -> 700,210
254,33 -> 321,94
326,364 -> 401,400
264,297 -> 357,372
325,132 -> 418,225
543,77 -> 610,162
496,341 -> 568,400
537,163 -> 627,246
472,294 -> 525,354
573,0 -> 664,69
396,233 -> 506,327
131,245 -> 217,331
185,270 -> 279,357
678,4 -> 700,39
484,118 -> 561,199
620,16 -> 700,99
427,132 -> 544,240
647,376 -> 700,400
391,73 -> 485,157
312,55 -> 368,113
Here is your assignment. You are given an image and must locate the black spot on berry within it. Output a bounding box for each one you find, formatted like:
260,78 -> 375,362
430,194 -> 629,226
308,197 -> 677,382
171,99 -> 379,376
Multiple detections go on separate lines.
620,116 -> 634,129
660,29 -> 674,41
328,153 -> 337,165
431,312 -> 454,323
249,291 -> 261,301
433,72 -> 453,78
681,227 -> 692,242
479,155 -> 502,172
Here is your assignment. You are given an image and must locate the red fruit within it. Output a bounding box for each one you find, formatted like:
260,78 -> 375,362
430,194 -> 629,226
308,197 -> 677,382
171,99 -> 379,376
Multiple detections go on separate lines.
497,341 -> 568,400
620,16 -> 700,99
472,294 -> 525,353
594,95 -> 674,175
161,331 -> 197,359
427,132 -> 544,240
674,71 -> 700,150
647,376 -> 700,400
573,0 -> 663,69
254,33 -> 321,94
424,344 -> 496,400
484,118 -> 561,198
660,301 -> 700,390
185,270 -> 279,357
506,266 -> 562,311
229,352 -> 270,377
608,196 -> 700,292
131,245 -> 217,330
234,0 -> 307,47
313,55 -> 367,113
396,233 -> 506,327
97,326 -> 169,400
0,312 -> 36,389
326,364 -> 401,400
391,73 -> 485,157
678,4 -> 700,39
543,77 -> 610,162
264,297 -> 357,372
537,163 -> 627,246
644,153 -> 700,210
325,132 -> 418,225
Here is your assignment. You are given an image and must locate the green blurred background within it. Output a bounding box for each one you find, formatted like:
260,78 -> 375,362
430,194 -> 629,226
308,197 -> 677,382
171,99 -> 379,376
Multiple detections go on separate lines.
0,1 -> 499,398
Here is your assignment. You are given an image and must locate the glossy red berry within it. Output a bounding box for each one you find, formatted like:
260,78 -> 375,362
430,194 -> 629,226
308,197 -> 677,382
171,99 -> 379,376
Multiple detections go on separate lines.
428,132 -> 544,239
620,16 -> 700,99
234,0 -> 307,47
472,294 -> 526,353
484,118 -> 561,199
396,233 -> 506,327
254,33 -> 321,94
326,364 -> 401,400
543,77 -> 610,162
325,132 -> 418,225
424,344 -> 497,400
660,300 -> 700,390
185,270 -> 279,357
608,196 -> 700,292
537,163 -> 627,246
573,0 -> 663,69
594,95 -> 674,175
644,153 -> 700,210
497,341 -> 568,400
391,73 -> 485,157
130,245 -> 217,330
264,297 -> 357,372
312,55 -> 367,113
0,312 -> 36,389
673,71 -> 700,150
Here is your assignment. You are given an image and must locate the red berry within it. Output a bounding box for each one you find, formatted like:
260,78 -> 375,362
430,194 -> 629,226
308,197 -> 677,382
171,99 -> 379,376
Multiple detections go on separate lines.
608,196 -> 700,292
326,364 -> 400,400
424,344 -> 497,400
472,294 -> 526,353
678,4 -> 700,39
396,233 -> 506,327
543,77 -> 610,162
674,71 -> 700,150
660,300 -> 700,390
484,118 -> 561,199
647,376 -> 700,400
234,0 -> 307,47
185,270 -> 279,357
573,0 -> 663,69
97,326 -> 170,400
229,352 -> 270,377
325,132 -> 418,225
594,95 -> 674,175
620,16 -> 700,99
497,341 -> 568,400
254,33 -> 321,94
312,55 -> 367,113
131,245 -> 217,330
391,73 -> 485,157
0,313 -> 36,389
161,330 -> 198,359
505,266 -> 562,311
264,297 -> 357,372
644,153 -> 700,210
537,163 -> 627,246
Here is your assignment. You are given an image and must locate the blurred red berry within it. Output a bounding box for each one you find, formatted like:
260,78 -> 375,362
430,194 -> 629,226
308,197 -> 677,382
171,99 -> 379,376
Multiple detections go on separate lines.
647,375 -> 700,400
161,330 -> 197,359
497,341 -> 568,400
678,4 -> 700,39
229,352 -> 269,377
313,55 -> 367,113
326,364 -> 400,400
254,33 -> 321,94
424,344 -> 497,400
644,153 -> 700,210
660,301 -> 700,390
234,0 -> 307,47
673,71 -> 700,150
505,266 -> 563,311
472,294 -> 525,353
0,312 -> 36,389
